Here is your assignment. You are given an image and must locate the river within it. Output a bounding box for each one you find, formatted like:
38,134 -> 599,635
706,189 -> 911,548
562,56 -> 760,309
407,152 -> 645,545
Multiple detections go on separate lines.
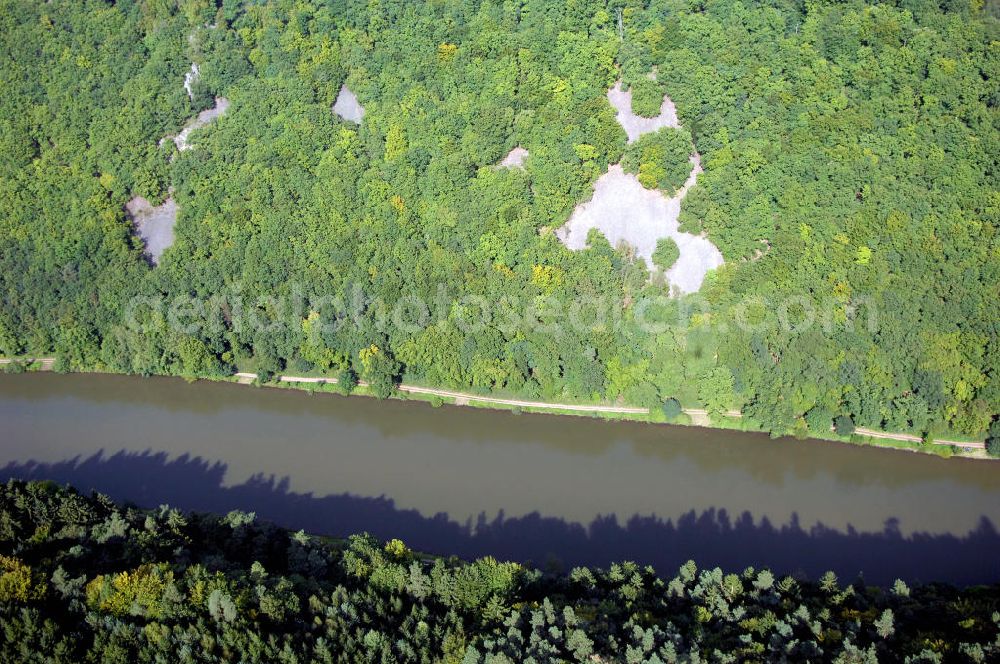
1,373 -> 997,584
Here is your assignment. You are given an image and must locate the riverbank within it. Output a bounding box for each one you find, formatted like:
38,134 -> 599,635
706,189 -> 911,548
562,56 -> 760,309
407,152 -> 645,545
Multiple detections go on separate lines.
2,356 -> 987,460
250,371 -> 990,459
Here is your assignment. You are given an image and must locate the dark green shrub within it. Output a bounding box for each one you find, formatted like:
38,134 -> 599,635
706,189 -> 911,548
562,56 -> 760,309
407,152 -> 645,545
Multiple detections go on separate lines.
834,415 -> 855,436
662,398 -> 682,419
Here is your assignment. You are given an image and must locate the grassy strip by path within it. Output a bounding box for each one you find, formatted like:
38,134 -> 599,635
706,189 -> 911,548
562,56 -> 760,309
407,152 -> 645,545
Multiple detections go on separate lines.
255,372 -> 989,458
0,357 -> 55,371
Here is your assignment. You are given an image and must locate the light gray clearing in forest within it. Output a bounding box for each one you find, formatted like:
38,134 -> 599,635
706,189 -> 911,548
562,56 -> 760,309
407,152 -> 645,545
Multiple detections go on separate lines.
498,146 -> 529,168
557,163 -> 722,294
607,80 -> 679,143
125,195 -> 178,265
183,63 -> 200,100
333,84 -> 365,124
557,81 -> 724,295
172,96 -> 229,151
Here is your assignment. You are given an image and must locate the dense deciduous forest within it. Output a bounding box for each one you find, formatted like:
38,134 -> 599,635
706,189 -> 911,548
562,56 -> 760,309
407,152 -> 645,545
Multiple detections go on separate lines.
622,126 -> 693,193
0,480 -> 997,662
0,0 -> 996,441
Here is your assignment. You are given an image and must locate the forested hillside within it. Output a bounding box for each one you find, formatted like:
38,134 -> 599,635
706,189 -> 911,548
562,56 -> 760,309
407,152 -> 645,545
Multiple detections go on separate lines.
0,0 -> 996,440
2,480 -> 999,662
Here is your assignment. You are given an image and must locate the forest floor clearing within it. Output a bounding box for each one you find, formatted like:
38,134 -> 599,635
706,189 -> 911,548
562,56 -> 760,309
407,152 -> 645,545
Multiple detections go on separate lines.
128,96 -> 230,265
557,82 -> 724,294
557,164 -> 724,294
498,146 -> 529,168
2,358 -> 986,457
333,84 -> 364,123
124,195 -> 177,265
171,96 -> 229,151
607,80 -> 679,143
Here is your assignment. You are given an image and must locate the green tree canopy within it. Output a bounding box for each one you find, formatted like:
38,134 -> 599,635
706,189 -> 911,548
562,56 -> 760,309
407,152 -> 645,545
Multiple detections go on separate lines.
621,126 -> 693,193
652,237 -> 680,272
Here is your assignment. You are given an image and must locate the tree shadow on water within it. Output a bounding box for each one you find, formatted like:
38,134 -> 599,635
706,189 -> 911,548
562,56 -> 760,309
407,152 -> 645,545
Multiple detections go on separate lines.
2,450 -> 997,586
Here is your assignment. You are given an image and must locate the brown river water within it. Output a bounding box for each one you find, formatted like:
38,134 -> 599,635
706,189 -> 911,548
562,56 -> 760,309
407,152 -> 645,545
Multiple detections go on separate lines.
1,373 -> 997,584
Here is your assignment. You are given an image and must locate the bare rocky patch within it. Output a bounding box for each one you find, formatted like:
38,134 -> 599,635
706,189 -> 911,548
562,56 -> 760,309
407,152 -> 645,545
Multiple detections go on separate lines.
133,67 -> 227,265
183,63 -> 200,100
125,194 -> 178,265
498,146 -> 529,169
333,84 -> 365,124
172,96 -> 229,152
607,80 -> 679,143
557,82 -> 724,295
557,163 -> 722,294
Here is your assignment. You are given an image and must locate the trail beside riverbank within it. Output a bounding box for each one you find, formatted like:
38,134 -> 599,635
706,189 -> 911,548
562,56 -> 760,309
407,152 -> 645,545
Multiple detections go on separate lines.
1,358 -> 987,454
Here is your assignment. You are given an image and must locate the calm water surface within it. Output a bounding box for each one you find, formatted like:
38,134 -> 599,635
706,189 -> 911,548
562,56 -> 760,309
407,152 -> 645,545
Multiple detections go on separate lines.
1,373 -> 997,584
